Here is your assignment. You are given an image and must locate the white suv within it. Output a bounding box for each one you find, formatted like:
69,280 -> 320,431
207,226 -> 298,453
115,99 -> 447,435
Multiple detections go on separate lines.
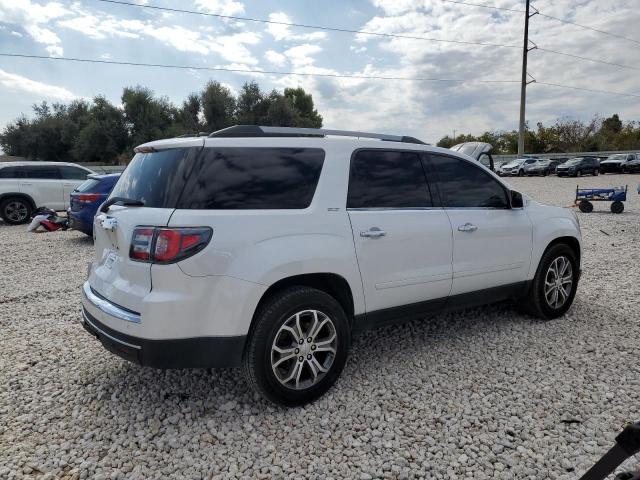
81,126 -> 582,406
0,162 -> 94,224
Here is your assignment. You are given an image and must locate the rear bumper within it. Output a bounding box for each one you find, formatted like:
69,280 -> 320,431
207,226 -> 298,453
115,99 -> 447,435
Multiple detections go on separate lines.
82,307 -> 246,368
67,210 -> 93,234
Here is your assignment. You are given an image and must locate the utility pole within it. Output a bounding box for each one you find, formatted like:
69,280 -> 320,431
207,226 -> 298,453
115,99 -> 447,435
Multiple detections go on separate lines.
453,129 -> 456,143
518,0 -> 536,156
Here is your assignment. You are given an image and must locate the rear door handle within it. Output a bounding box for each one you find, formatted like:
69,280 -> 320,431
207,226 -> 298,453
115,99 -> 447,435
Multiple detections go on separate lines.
360,227 -> 386,238
458,223 -> 478,232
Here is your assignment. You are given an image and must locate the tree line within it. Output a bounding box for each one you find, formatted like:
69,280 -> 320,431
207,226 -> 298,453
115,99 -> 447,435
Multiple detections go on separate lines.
0,81 -> 323,164
437,114 -> 640,154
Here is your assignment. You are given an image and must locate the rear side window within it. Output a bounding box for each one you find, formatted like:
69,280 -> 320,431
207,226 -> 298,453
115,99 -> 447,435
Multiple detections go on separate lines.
429,154 -> 508,208
109,148 -> 196,208
347,150 -> 432,208
178,148 -> 325,209
59,165 -> 90,180
0,166 -> 25,178
24,165 -> 61,179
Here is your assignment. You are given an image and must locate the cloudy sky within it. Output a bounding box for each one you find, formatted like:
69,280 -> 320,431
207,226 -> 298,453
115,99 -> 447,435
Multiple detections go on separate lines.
0,0 -> 638,144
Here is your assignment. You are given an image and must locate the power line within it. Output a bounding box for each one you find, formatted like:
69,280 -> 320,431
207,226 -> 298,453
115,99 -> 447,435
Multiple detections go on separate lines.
440,0 -> 523,13
2,52 -> 638,99
537,47 -> 640,71
535,81 -> 640,99
93,0 -> 520,49
0,52 -> 520,83
537,11 -> 640,45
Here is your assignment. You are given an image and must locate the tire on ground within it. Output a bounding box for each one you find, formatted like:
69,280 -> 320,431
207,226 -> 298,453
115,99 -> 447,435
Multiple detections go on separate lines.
243,286 -> 351,407
0,196 -> 32,225
518,243 -> 579,320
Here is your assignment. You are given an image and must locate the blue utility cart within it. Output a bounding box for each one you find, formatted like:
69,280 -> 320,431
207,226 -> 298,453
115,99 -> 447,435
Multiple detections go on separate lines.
575,185 -> 627,213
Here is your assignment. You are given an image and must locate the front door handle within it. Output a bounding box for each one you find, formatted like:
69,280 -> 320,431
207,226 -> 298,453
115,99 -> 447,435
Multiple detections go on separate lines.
360,227 -> 386,238
458,223 -> 478,232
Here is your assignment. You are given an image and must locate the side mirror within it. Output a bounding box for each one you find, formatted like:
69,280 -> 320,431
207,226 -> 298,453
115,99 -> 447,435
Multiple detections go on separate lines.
510,190 -> 524,209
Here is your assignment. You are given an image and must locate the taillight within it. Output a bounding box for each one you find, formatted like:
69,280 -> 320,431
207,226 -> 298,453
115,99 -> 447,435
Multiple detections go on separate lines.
130,228 -> 154,261
129,227 -> 212,264
77,193 -> 103,203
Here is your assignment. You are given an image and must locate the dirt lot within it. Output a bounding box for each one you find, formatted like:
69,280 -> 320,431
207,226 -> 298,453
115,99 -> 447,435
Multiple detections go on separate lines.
1,174 -> 639,479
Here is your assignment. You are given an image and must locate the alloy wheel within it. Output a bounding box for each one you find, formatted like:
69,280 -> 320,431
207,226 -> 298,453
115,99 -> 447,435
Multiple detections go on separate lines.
5,201 -> 28,223
271,309 -> 337,390
544,256 -> 573,309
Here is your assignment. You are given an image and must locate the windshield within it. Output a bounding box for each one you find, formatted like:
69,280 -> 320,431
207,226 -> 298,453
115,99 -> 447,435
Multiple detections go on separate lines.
504,159 -> 524,167
606,154 -> 626,161
74,178 -> 100,193
565,158 -> 583,165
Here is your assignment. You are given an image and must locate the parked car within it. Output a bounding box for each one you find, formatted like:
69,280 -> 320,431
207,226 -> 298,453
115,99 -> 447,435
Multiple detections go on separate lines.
81,126 -> 582,406
524,159 -> 552,176
0,162 -> 94,224
625,155 -> 640,173
67,174 -> 120,236
497,157 -> 538,176
599,153 -> 638,174
556,157 -> 600,177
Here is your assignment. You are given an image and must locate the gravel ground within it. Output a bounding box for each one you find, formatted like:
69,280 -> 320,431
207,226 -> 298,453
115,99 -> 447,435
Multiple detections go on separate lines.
1,173 -> 639,479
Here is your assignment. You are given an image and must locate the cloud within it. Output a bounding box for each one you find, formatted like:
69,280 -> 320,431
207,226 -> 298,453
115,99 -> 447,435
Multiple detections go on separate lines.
0,69 -> 77,101
194,0 -> 245,16
265,50 -> 287,67
0,0 -> 69,55
265,12 -> 328,42
283,44 -> 322,68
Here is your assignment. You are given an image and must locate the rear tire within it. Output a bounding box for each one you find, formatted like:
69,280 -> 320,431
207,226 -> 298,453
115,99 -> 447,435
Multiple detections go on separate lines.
518,244 -> 579,320
243,286 -> 350,407
518,169 -> 524,177
611,201 -> 624,214
0,196 -> 32,225
593,169 -> 599,176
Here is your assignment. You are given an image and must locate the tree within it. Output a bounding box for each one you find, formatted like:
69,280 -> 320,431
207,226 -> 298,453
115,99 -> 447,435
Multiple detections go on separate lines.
235,82 -> 267,125
0,80 -> 327,162
283,87 -> 322,128
72,96 -> 128,163
201,81 -> 235,132
122,86 -> 176,149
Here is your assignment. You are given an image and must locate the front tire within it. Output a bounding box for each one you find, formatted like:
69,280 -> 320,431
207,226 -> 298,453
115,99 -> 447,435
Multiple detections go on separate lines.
0,196 -> 32,225
519,244 -> 579,320
243,286 -> 350,406
593,168 -> 599,176
518,169 -> 524,177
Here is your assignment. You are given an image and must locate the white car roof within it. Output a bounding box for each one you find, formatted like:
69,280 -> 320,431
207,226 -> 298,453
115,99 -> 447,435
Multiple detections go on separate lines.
0,161 -> 93,169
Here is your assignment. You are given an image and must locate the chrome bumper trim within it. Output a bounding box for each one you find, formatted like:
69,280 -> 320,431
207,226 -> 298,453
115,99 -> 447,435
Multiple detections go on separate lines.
82,281 -> 141,324
82,309 -> 142,350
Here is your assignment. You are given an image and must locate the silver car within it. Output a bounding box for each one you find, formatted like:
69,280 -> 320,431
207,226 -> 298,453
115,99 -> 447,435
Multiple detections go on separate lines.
498,158 -> 538,176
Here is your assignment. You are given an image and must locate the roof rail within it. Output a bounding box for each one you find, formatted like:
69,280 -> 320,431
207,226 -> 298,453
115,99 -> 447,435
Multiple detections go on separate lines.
176,132 -> 211,138
208,125 -> 426,145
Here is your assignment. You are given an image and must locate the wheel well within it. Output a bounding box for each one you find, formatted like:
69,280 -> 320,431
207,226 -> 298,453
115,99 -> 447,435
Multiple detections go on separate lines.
0,193 -> 35,210
544,236 -> 581,264
251,273 -> 355,329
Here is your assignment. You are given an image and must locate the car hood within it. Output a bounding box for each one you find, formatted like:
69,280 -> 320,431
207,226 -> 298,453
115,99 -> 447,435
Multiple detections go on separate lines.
600,159 -> 623,164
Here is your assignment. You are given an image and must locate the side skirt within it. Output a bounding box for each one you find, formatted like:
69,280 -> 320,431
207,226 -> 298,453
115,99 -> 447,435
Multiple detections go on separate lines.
352,281 -> 531,333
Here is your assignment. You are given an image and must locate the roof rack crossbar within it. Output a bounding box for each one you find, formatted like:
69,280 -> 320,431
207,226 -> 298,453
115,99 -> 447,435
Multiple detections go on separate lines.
208,125 -> 426,145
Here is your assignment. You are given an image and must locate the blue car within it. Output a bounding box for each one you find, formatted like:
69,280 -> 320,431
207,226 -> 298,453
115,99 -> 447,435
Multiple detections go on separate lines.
67,174 -> 120,235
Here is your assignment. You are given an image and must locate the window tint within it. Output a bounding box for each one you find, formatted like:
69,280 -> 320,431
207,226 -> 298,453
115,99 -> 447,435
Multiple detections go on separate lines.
109,148 -> 196,208
429,154 -> 508,208
0,166 -> 25,178
75,179 -> 101,193
24,165 -> 61,179
347,150 -> 431,209
178,148 -> 325,210
59,165 -> 90,180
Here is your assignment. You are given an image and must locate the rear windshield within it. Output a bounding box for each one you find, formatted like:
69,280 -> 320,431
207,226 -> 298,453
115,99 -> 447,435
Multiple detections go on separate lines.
108,148 -> 197,208
177,147 -> 325,209
75,179 -> 100,192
